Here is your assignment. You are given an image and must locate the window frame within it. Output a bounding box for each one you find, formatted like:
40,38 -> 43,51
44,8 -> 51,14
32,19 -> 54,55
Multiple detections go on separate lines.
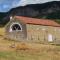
9,22 -> 22,32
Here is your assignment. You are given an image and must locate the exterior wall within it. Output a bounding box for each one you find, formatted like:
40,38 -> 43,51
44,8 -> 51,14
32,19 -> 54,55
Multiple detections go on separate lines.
26,24 -> 60,44
5,19 -> 27,41
5,18 -> 60,44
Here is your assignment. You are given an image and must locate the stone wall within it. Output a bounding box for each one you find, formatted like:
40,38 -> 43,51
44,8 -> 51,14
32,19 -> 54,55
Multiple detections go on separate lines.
26,24 -> 60,44
5,18 -> 60,44
5,19 -> 27,41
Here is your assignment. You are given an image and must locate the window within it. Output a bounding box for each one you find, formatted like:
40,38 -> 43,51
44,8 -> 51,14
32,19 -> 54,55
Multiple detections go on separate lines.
48,34 -> 53,42
9,23 -> 22,32
12,24 -> 21,30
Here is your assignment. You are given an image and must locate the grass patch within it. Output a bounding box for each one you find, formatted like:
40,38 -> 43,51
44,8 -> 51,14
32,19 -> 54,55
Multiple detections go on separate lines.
0,48 -> 60,60
0,27 -> 60,60
0,27 -> 5,36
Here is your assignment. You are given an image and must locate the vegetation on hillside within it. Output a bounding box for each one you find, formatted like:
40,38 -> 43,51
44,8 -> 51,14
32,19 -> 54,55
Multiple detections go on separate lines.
0,1 -> 60,26
0,13 -> 7,26
0,11 -> 60,27
0,12 -> 9,27
46,11 -> 60,24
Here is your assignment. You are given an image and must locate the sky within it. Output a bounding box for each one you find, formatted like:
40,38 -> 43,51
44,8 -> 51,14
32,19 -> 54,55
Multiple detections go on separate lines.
0,0 -> 60,12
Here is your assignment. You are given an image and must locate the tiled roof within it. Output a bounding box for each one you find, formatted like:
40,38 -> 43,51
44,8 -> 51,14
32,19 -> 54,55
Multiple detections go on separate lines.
15,16 -> 60,27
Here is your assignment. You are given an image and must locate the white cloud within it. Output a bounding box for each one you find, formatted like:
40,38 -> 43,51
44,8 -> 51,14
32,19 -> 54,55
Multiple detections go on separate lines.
16,0 -> 60,6
0,0 -> 19,12
0,0 -> 60,12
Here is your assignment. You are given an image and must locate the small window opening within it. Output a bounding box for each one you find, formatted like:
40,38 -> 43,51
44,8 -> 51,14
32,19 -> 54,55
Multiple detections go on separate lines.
9,23 -> 22,32
12,24 -> 21,30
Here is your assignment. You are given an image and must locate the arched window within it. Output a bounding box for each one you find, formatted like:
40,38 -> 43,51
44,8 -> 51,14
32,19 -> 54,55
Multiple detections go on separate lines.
12,24 -> 21,30
9,23 -> 22,32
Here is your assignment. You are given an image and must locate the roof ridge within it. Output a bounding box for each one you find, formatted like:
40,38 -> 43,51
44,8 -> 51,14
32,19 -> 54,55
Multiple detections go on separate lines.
14,16 -> 60,27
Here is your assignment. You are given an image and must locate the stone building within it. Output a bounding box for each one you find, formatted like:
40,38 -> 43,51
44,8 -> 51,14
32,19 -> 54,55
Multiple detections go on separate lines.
5,16 -> 60,44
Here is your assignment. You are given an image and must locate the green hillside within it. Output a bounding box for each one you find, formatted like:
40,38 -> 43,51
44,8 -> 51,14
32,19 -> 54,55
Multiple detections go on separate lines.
46,11 -> 60,24
0,11 -> 60,27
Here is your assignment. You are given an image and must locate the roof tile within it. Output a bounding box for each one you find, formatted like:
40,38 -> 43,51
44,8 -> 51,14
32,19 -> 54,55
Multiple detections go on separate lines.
15,16 -> 60,27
